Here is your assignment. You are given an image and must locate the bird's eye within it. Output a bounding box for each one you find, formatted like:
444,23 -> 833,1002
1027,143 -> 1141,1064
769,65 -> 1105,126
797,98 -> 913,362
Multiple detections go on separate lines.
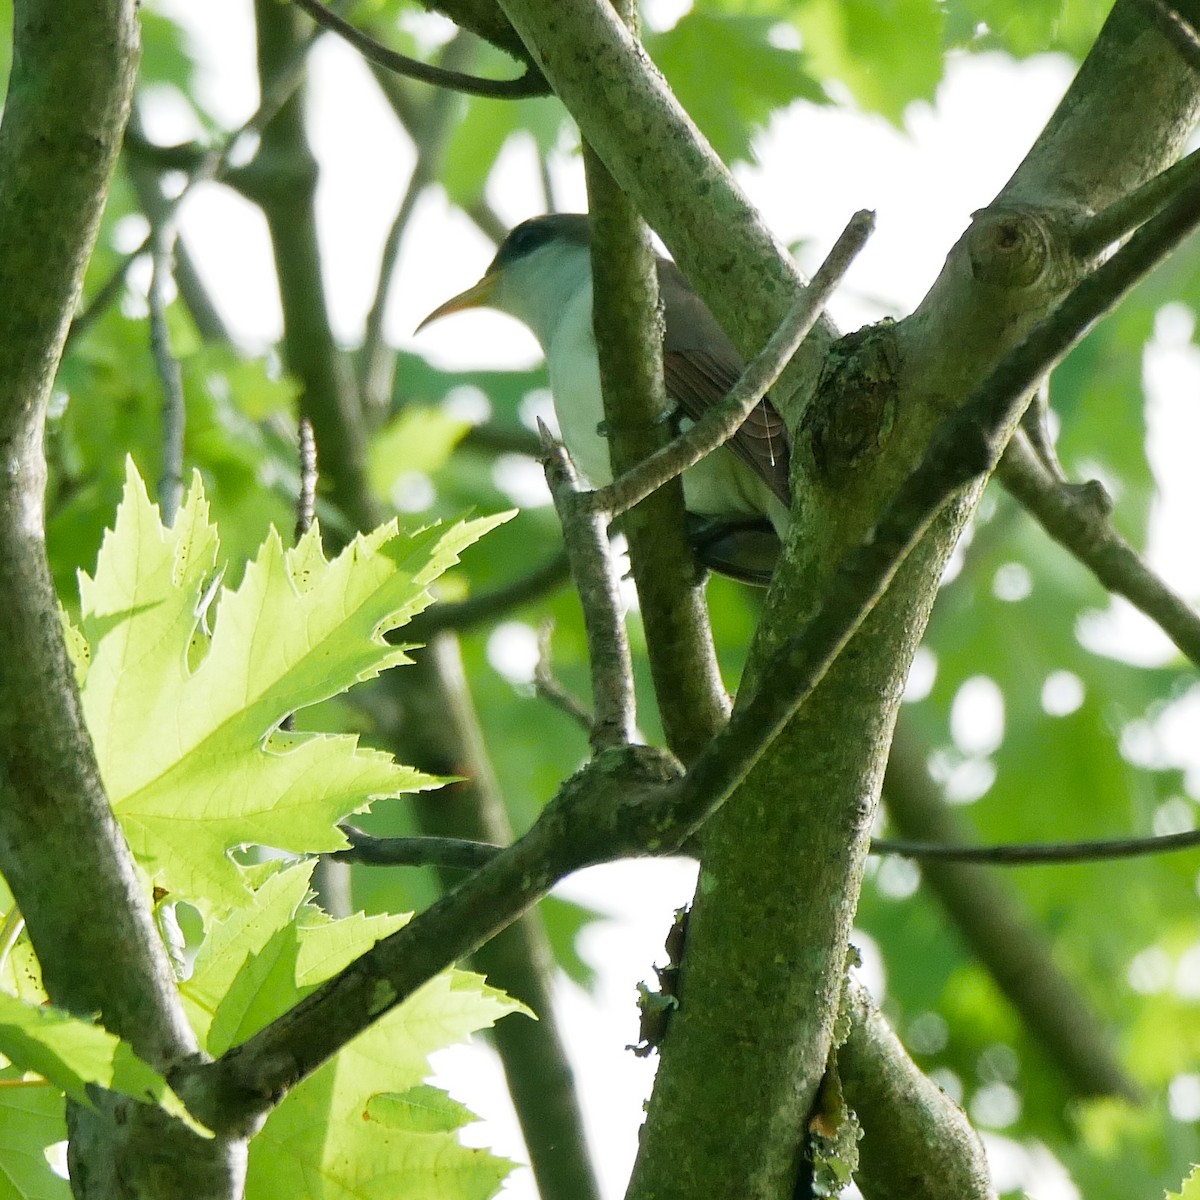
505,221 -> 549,260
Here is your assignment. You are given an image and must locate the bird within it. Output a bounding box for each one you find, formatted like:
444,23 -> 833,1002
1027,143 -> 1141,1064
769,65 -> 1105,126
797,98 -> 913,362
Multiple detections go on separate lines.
417,213 -> 791,584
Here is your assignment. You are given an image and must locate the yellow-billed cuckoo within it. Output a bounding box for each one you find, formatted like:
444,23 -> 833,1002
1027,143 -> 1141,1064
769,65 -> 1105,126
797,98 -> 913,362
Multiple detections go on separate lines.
418,213 -> 792,584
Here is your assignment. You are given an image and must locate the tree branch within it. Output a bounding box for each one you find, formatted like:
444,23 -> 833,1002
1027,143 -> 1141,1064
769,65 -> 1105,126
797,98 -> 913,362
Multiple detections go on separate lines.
1074,143 -> 1200,259
290,0 -> 549,97
178,742 -> 684,1134
0,2 -> 244,1194
840,980 -> 997,1200
873,827 -> 1200,865
405,551 -> 570,639
583,145 -> 730,763
541,428 -> 636,751
998,432 -> 1200,668
533,621 -> 595,734
1135,0 -> 1200,71
331,824 -> 1200,871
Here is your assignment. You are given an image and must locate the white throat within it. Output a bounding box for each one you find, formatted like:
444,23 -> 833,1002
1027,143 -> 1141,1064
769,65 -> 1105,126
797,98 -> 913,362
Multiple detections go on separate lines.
490,241 -> 595,350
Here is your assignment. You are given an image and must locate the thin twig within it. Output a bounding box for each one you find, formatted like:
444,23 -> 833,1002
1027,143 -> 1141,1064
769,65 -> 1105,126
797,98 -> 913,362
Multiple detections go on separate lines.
406,551 -> 570,639
295,417 -> 318,541
588,210 -> 874,518
1074,144 -> 1200,259
71,31 -> 317,345
998,432 -> 1200,669
290,0 -> 549,97
329,825 -> 1200,873
332,825 -> 501,869
533,621 -> 594,733
541,424 -> 636,751
148,220 -> 186,525
873,828 -> 1200,864
360,33 -> 475,416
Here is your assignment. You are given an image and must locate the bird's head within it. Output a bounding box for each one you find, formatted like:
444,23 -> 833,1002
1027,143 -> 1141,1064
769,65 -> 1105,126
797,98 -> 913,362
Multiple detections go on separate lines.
417,214 -> 594,348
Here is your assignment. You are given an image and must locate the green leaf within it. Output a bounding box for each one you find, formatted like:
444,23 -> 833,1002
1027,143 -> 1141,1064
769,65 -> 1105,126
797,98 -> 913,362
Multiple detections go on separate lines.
1169,1165 -> 1200,1200
790,0 -> 946,123
0,994 -> 204,1136
440,42 -> 567,207
76,461 -> 507,908
0,1065 -> 68,1200
368,406 -> 472,502
650,12 -> 827,163
943,0 -> 1111,58
246,969 -> 525,1200
184,864 -> 528,1200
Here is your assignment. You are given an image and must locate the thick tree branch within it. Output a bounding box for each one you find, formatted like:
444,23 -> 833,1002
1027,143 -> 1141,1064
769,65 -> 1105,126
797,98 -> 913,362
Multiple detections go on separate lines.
999,432 -> 1200,668
0,3 -> 244,1195
178,743 -> 684,1134
1136,0 -> 1200,72
0,0 -> 184,1081
583,147 -> 730,763
840,980 -> 997,1200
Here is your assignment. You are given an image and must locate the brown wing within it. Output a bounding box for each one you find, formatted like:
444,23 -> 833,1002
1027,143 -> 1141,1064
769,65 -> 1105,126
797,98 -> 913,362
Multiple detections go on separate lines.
658,260 -> 792,506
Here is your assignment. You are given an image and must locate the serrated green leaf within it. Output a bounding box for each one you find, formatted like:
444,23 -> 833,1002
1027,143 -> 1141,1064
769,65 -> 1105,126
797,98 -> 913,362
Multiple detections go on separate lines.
180,863 -> 315,1043
1169,1165 -> 1200,1200
0,995 -> 205,1136
185,864 -> 527,1200
76,462 -> 507,908
245,968 -> 526,1200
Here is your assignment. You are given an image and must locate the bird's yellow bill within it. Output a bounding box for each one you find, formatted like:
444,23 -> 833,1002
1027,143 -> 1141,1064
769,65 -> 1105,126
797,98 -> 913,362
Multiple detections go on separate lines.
415,272 -> 499,332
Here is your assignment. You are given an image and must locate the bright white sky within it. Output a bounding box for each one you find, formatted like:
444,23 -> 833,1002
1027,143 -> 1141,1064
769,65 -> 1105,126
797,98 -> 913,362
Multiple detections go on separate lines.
146,5 -> 1200,1198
